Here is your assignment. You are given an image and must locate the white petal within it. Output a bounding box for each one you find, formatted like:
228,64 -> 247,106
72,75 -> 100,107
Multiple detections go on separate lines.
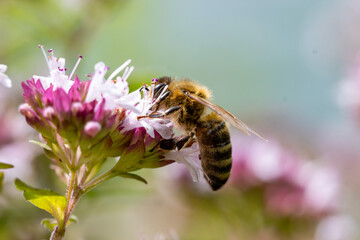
85,62 -> 107,103
113,76 -> 129,95
115,90 -> 142,113
119,111 -> 143,133
115,101 -> 141,114
51,71 -> 73,92
140,120 -> 155,138
149,118 -> 173,139
48,57 -> 66,72
0,73 -> 12,88
164,144 -> 202,182
33,75 -> 53,90
0,64 -> 8,73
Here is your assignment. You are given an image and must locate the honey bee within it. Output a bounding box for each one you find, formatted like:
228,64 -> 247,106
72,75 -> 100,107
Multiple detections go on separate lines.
144,76 -> 265,190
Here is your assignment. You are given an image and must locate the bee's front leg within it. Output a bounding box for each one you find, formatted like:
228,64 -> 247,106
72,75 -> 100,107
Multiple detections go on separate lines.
137,106 -> 181,120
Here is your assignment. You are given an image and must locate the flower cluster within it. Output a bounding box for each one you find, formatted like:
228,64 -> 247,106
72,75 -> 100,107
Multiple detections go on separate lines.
19,46 -> 198,189
16,46 -> 203,239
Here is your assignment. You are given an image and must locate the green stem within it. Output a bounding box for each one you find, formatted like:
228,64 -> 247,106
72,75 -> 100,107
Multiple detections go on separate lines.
50,226 -> 64,240
49,163 -> 117,239
64,170 -> 77,222
83,170 -> 116,194
50,170 -> 78,240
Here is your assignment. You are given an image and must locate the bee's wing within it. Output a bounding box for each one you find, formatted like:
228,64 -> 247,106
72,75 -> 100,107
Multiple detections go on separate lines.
186,92 -> 267,141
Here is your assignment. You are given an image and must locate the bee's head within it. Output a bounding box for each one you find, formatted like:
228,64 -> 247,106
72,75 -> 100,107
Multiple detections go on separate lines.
157,76 -> 172,85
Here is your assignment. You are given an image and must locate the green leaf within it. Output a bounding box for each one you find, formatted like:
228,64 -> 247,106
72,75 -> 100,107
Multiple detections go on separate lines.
68,215 -> 78,225
43,148 -> 58,159
29,140 -> 51,150
140,160 -> 175,169
0,162 -> 14,169
41,215 -> 78,232
15,178 -> 66,222
41,218 -> 57,231
0,172 -> 4,193
117,172 -> 148,184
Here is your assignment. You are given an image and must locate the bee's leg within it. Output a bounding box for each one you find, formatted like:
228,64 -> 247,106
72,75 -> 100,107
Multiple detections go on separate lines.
137,105 -> 180,120
147,106 -> 181,118
151,90 -> 171,112
154,138 -> 176,151
153,83 -> 167,98
138,84 -> 149,92
175,131 -> 195,150
153,132 -> 195,152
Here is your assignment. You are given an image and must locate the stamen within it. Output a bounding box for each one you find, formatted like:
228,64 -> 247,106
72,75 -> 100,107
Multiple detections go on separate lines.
121,67 -> 129,81
69,55 -> 83,80
106,59 -> 131,82
150,79 -> 156,99
38,45 -> 51,72
122,66 -> 134,82
139,85 -> 149,114
49,49 -> 55,60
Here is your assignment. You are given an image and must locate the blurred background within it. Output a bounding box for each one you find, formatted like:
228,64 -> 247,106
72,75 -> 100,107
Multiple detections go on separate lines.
1,0 -> 360,239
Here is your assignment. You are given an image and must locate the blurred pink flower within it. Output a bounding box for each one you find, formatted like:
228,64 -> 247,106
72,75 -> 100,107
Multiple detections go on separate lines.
230,137 -> 298,189
338,54 -> 360,120
315,214 -> 358,240
230,135 -> 341,217
266,162 -> 340,217
0,94 -> 40,186
0,142 -> 40,183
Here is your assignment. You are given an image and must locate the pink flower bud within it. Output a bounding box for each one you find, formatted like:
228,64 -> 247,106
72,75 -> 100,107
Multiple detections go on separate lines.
71,102 -> 83,115
84,121 -> 101,137
43,106 -> 55,119
18,103 -> 36,118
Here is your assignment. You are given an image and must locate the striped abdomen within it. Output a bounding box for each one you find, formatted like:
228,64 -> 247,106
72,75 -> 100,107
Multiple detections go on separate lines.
195,113 -> 232,191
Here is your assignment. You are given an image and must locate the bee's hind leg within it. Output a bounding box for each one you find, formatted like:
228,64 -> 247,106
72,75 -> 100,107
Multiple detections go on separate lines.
152,131 -> 195,152
174,131 -> 195,150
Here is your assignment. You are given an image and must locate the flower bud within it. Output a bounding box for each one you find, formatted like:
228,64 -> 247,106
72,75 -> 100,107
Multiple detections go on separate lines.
84,121 -> 102,138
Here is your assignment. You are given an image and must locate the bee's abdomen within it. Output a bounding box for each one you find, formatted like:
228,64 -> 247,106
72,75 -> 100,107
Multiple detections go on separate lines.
196,116 -> 232,191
